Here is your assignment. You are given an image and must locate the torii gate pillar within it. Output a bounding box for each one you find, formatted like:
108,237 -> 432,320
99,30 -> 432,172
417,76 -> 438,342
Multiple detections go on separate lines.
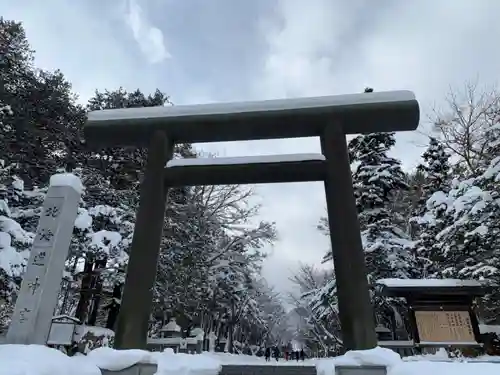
321,124 -> 377,350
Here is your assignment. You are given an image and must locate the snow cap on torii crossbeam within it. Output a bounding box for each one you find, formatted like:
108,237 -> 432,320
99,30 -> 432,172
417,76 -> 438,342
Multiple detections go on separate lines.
84,90 -> 420,148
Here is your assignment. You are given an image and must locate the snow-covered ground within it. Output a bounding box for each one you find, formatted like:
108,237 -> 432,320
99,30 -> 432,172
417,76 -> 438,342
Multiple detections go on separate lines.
1,345 -> 500,375
316,347 -> 500,375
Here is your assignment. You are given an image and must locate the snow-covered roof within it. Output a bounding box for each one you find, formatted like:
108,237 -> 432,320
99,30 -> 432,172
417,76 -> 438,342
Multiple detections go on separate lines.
160,318 -> 181,332
375,278 -> 489,298
166,153 -> 325,168
377,278 -> 483,288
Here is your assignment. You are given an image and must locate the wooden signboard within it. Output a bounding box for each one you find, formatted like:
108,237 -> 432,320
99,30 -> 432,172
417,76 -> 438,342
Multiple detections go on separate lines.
415,311 -> 476,343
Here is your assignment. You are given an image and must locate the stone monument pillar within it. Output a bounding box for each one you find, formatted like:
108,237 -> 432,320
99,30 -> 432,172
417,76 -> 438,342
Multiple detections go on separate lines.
6,173 -> 82,345
208,332 -> 217,353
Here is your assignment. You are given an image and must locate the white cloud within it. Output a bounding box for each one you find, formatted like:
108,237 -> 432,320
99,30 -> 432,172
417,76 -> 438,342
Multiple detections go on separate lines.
256,0 -> 369,99
257,0 -> 500,102
248,0 -> 500,291
124,0 -> 171,64
0,0 -> 140,102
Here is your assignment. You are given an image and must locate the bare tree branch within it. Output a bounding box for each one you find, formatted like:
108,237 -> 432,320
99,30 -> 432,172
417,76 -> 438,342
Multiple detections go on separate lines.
432,81 -> 500,172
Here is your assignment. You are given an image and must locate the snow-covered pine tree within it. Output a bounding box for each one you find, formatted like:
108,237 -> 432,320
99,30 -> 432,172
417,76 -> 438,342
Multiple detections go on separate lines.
476,118 -> 500,320
0,102 -> 42,333
0,161 -> 35,333
348,130 -> 413,327
349,132 -> 412,280
66,201 -> 133,325
1,20 -> 86,329
86,88 -> 171,193
0,18 -> 86,187
417,138 -> 451,196
60,88 -> 174,327
432,112 -> 500,321
411,137 -> 451,277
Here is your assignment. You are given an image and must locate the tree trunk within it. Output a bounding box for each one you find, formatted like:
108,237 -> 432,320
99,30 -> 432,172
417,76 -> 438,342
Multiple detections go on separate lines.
88,257 -> 107,325
106,283 -> 123,330
228,299 -> 235,353
75,257 -> 94,323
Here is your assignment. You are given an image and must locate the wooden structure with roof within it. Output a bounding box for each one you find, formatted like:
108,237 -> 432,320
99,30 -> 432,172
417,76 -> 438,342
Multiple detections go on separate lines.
376,278 -> 489,353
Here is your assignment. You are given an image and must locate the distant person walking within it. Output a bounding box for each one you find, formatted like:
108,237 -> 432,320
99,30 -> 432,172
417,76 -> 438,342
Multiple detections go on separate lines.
300,349 -> 305,361
265,347 -> 271,362
273,346 -> 280,362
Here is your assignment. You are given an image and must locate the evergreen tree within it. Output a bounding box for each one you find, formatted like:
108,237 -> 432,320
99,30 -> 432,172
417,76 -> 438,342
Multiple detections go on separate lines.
411,137 -> 451,277
0,100 -> 44,332
417,138 -> 451,196
349,132 -> 411,280
0,160 -> 35,333
0,18 -> 86,187
61,88 -> 179,324
349,131 -> 413,327
86,88 -> 174,192
432,120 -> 500,321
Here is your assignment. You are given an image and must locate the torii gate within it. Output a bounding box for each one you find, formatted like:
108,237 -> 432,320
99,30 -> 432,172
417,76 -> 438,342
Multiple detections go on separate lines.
84,90 -> 419,351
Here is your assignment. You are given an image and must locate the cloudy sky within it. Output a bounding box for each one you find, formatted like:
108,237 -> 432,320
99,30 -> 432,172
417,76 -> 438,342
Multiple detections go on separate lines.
2,0 -> 500,295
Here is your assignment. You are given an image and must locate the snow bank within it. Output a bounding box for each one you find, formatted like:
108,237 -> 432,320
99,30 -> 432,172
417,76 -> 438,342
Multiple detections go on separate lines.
480,324 -> 500,335
316,347 -> 500,375
49,173 -> 83,194
83,326 -> 115,338
3,344 -> 500,375
86,347 -> 221,375
75,209 -> 92,231
86,347 -> 154,371
316,347 -> 401,374
0,344 -> 100,375
0,345 -> 221,375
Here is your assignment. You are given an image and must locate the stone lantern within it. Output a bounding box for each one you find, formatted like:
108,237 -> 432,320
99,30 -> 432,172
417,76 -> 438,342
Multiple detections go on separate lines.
159,318 -> 182,338
189,327 -> 204,340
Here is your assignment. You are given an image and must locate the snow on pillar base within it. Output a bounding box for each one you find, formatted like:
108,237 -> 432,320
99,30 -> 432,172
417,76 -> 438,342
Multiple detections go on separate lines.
6,173 -> 82,345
